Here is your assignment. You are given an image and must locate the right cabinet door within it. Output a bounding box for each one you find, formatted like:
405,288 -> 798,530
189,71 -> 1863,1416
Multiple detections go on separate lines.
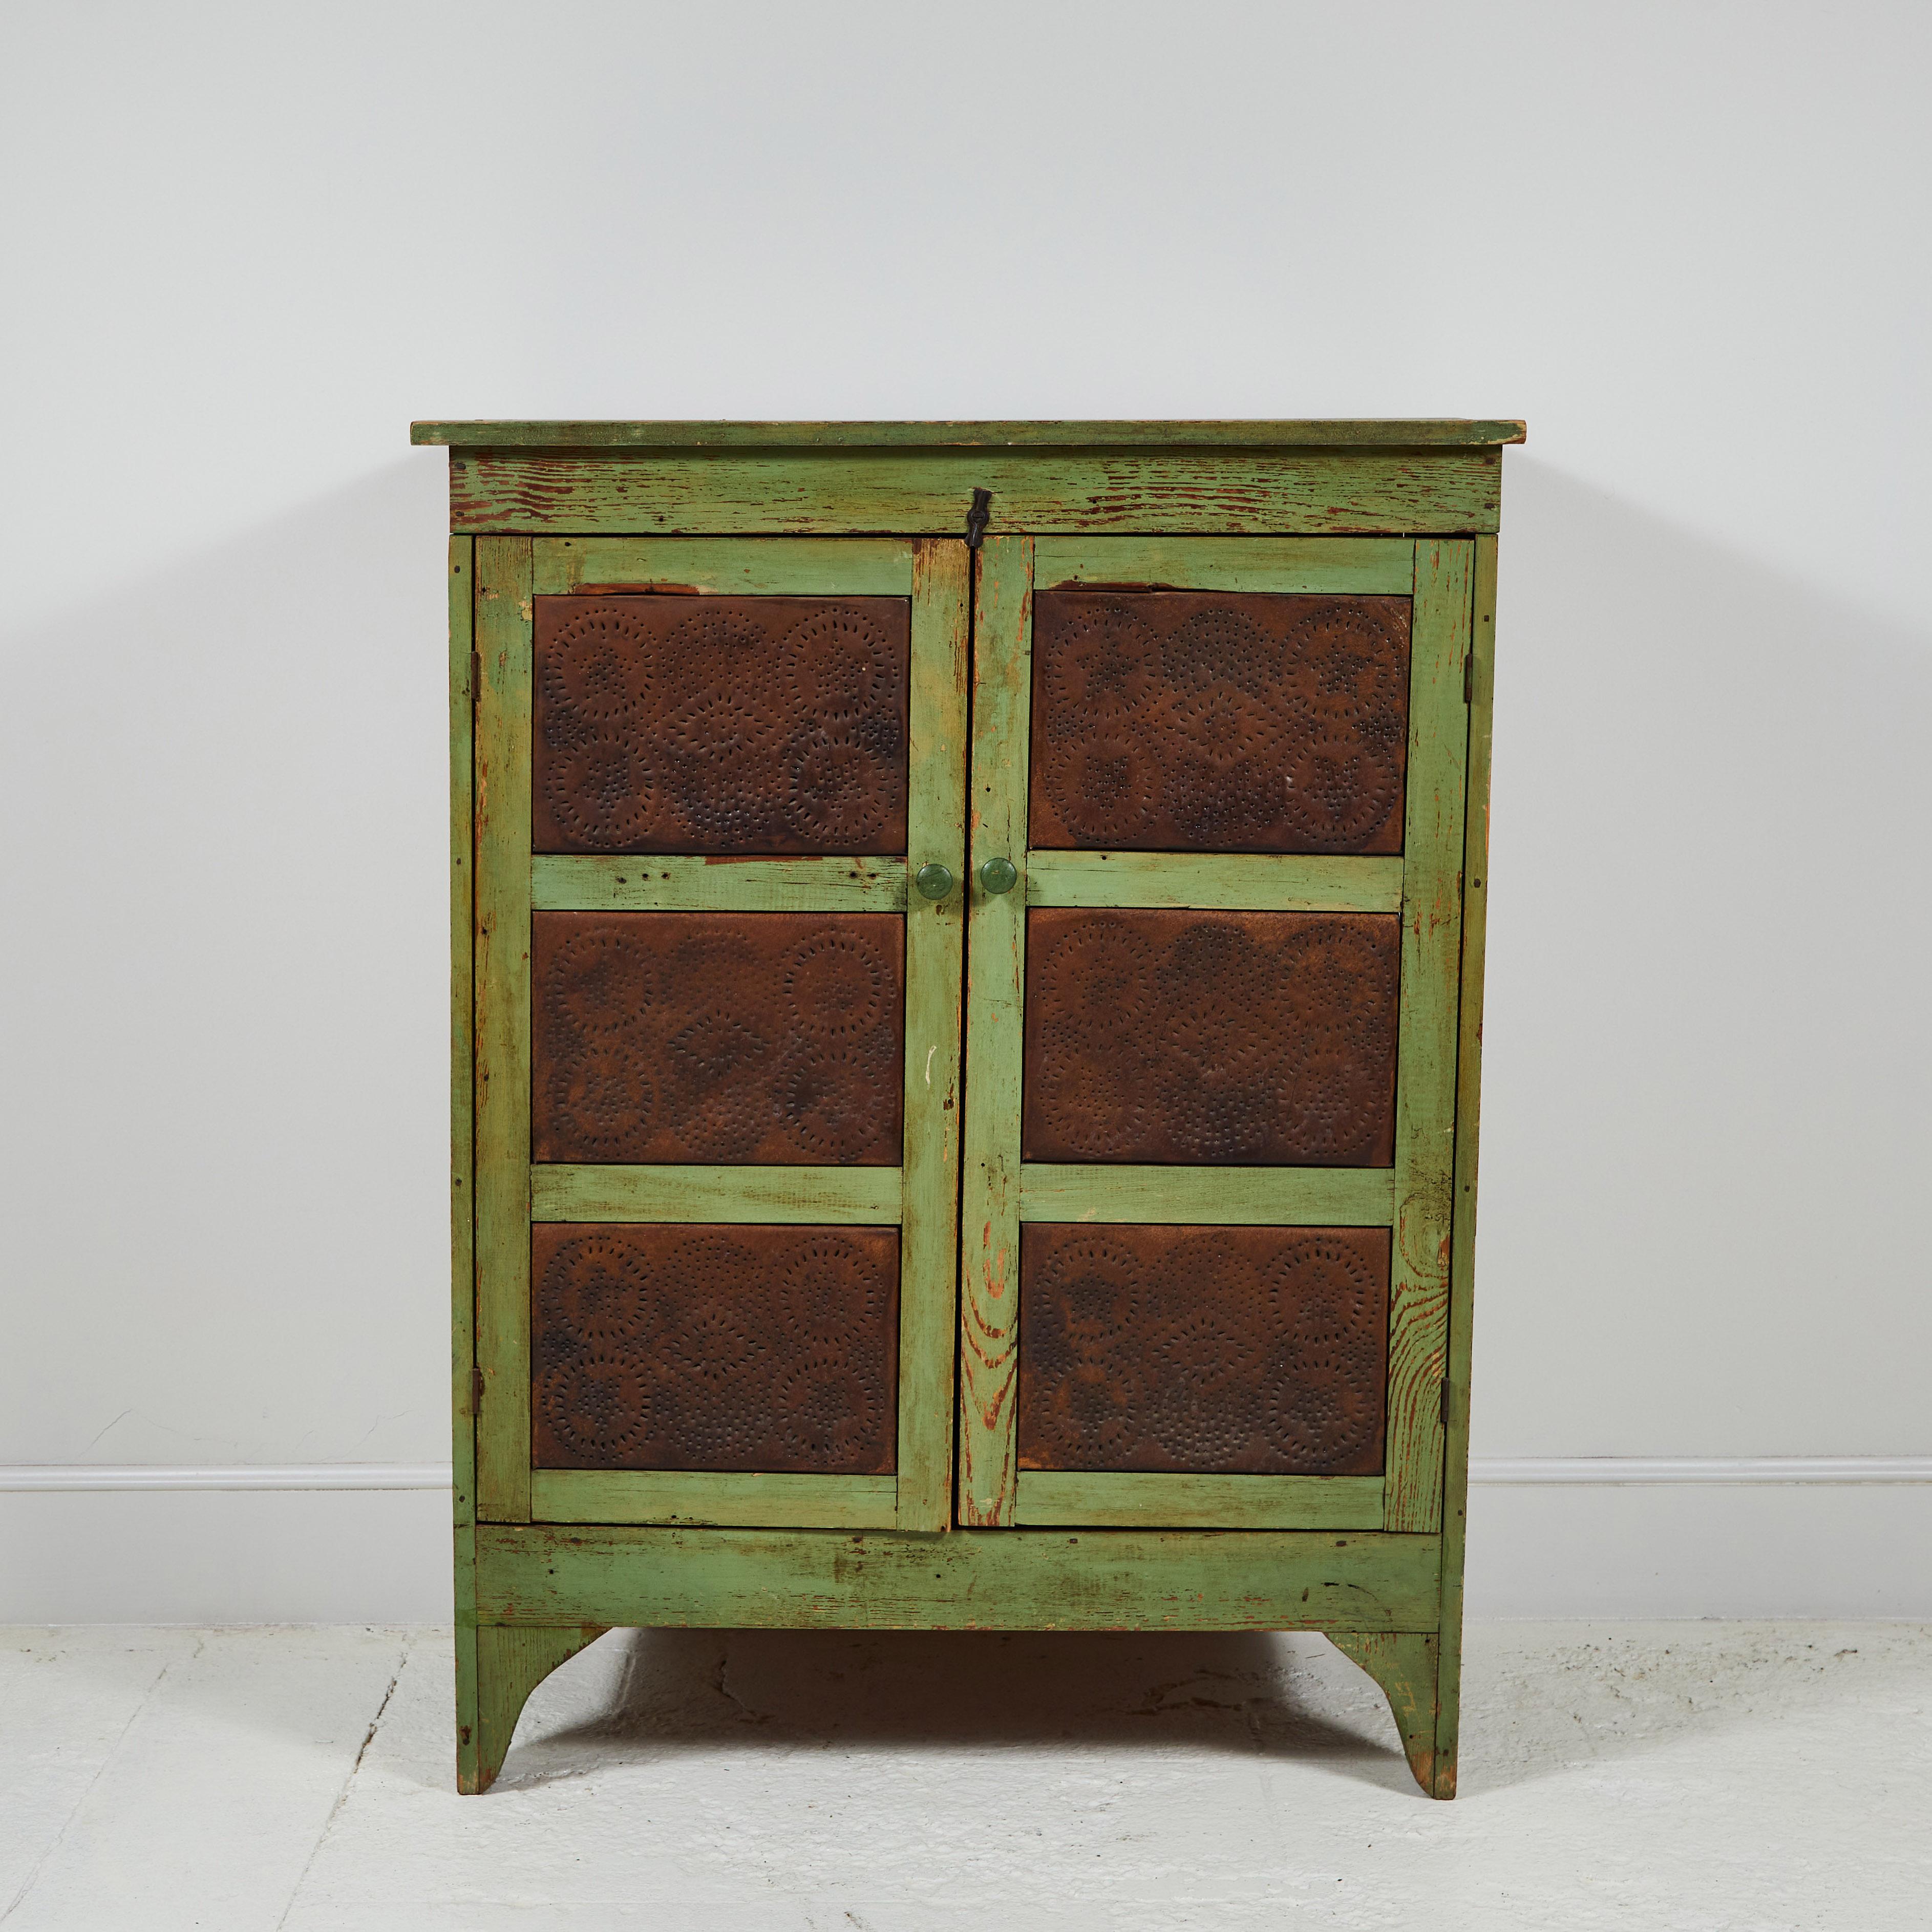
957,536 -> 1472,1534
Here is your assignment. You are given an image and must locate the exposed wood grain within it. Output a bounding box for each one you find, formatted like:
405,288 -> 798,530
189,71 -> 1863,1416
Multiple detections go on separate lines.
1329,1631 -> 1443,1797
530,535 -> 913,597
1433,532 -> 1496,1795
460,1623 -> 607,1795
475,1524 -> 1442,1631
473,537 -> 536,1523
529,1164 -> 903,1223
957,536 -> 1033,1526
897,539 -> 970,1532
530,1471 -> 898,1528
530,853 -> 907,913
1016,1164 -> 1395,1225
1024,851 -> 1404,912
1032,535 -> 1415,593
1382,542 -> 1472,1533
416,419 -> 1527,450
446,449 -> 1502,537
1013,1472 -> 1384,1530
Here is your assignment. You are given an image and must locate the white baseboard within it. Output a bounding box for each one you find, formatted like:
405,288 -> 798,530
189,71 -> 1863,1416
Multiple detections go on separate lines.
2,1460 -> 1927,1622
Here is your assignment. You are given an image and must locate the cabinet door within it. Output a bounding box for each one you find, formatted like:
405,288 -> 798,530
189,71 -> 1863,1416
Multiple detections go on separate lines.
472,537 -> 968,1531
958,537 -> 1471,1532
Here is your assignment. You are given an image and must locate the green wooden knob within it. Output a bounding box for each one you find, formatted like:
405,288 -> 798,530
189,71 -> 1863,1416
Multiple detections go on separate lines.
914,862 -> 954,901
979,856 -> 1019,895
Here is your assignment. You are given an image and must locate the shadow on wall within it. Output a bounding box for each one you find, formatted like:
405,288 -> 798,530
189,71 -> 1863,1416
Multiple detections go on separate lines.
0,458 -> 453,1468
1474,457 -> 1932,1458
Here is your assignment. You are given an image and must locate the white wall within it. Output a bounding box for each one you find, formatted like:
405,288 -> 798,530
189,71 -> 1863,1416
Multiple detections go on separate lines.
3,1 -> 1927,1620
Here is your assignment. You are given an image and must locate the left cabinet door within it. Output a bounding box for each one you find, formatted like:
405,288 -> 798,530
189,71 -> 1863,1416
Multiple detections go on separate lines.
469,536 -> 969,1531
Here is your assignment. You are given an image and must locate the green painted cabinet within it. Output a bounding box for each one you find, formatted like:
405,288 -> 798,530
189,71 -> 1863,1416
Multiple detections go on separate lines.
418,419 -> 1518,1796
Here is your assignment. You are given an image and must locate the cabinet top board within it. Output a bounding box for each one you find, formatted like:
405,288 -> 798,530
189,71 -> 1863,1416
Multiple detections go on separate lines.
410,419 -> 1526,450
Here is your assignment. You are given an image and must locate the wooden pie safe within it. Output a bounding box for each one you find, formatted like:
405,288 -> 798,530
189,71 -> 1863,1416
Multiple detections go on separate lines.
419,418 -> 1517,1796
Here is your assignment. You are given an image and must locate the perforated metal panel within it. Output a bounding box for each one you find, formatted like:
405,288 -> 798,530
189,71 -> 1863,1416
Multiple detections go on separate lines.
1029,592 -> 1410,852
533,595 -> 910,854
1018,1223 -> 1388,1474
532,912 -> 905,1165
532,1222 -> 899,1473
1022,908 -> 1398,1166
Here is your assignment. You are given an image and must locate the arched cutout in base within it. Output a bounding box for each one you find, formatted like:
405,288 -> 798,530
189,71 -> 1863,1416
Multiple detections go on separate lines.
457,1622 -> 610,1794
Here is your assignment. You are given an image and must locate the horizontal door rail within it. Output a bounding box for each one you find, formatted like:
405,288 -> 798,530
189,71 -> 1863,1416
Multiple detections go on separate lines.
1024,851 -> 1404,912
1032,535 -> 1414,595
532,854 -> 909,913
532,1164 -> 905,1224
529,1471 -> 899,1529
1013,1471 -> 1385,1530
532,535 -> 916,597
1017,1164 -> 1395,1225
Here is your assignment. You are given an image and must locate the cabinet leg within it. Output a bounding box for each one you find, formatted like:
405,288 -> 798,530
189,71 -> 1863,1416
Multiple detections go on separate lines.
456,1622 -> 609,1794
1328,1631 -> 1450,1798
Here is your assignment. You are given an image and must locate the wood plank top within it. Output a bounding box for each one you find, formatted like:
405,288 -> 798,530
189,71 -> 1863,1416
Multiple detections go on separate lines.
411,418 -> 1527,450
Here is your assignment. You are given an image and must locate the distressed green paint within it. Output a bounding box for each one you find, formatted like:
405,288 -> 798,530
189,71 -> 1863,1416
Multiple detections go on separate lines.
1382,541 -> 1472,1534
530,534 -> 914,597
1013,1472 -> 1384,1530
531,1471 -> 898,1528
1017,1164 -> 1395,1225
449,536 -> 479,1772
897,540 -> 971,1531
1033,535 -> 1415,593
529,1164 -> 903,1224
445,448 -> 1502,538
415,419 -> 1527,450
1434,533 -> 1497,1794
473,537 -> 535,1523
532,853 -> 907,913
1024,850 -> 1404,912
957,536 -> 1033,1526
459,1623 -> 607,1795
475,1525 -> 1442,1631
1330,1632 -> 1444,1797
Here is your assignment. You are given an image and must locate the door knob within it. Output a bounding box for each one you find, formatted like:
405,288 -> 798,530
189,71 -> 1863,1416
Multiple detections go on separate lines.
979,856 -> 1018,895
914,862 -> 955,901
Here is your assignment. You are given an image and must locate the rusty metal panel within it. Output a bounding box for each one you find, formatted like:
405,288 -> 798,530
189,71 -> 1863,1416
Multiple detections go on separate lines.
532,1222 -> 899,1472
1018,1223 -> 1388,1474
1029,592 -> 1410,852
1023,908 -> 1398,1166
533,596 -> 910,854
533,911 -> 904,1165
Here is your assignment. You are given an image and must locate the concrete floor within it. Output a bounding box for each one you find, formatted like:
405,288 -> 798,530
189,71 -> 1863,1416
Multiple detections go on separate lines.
2,1623 -> 1927,1929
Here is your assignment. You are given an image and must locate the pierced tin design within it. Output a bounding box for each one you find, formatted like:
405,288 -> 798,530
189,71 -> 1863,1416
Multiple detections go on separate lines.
532,1222 -> 899,1472
533,912 -> 904,1165
1029,592 -> 1411,852
1023,908 -> 1398,1166
533,596 -> 910,854
1018,1223 -> 1388,1474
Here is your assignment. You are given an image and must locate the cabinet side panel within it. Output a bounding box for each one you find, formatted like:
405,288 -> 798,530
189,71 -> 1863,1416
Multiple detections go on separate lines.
898,540 -> 970,1528
1434,534 -> 1496,1782
474,537 -> 536,1520
451,536 -> 478,1750
958,536 -> 1033,1525
1383,542 -> 1471,1532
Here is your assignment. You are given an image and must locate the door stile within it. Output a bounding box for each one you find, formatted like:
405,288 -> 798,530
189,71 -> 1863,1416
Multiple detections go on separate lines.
957,534 -> 1034,1526
473,535 -> 536,1522
1382,540 -> 1473,1532
897,539 -> 971,1530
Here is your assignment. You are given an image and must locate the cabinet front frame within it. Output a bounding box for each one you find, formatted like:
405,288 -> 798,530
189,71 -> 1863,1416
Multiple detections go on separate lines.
469,535 -> 970,1532
956,535 -> 1473,1534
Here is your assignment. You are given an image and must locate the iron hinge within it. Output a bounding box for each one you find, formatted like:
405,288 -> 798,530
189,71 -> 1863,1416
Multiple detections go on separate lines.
1462,653 -> 1473,704
1440,1376 -> 1455,1430
471,1366 -> 485,1414
470,650 -> 482,705
965,487 -> 993,550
